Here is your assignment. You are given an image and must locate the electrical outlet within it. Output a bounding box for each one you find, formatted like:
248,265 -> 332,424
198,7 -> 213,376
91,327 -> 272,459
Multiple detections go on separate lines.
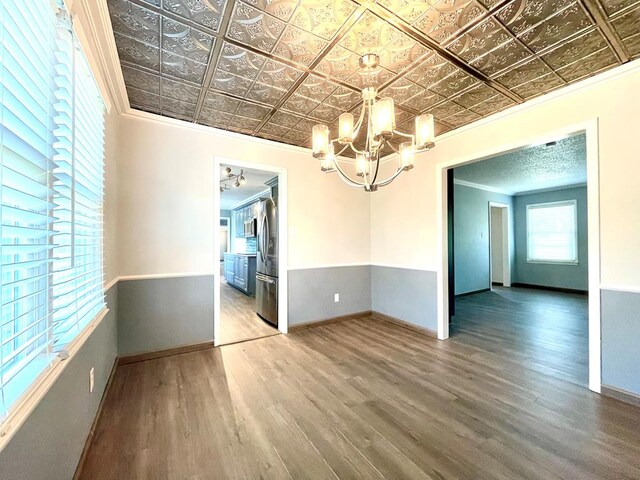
334,293 -> 340,303
89,367 -> 95,393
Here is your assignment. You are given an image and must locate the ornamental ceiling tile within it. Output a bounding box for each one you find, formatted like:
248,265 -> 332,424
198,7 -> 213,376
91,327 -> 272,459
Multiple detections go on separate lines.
107,0 -> 636,146
517,2 -> 592,52
210,69 -> 254,95
270,110 -> 305,128
496,0 -> 574,36
376,0 -> 436,24
162,97 -> 197,117
324,86 -> 361,109
245,82 -> 288,105
338,11 -> 400,55
447,17 -> 513,63
226,1 -> 287,52
216,42 -> 267,79
107,0 -> 160,47
162,18 -> 214,62
242,0 -> 300,21
272,25 -> 329,66
290,0 -> 358,40
511,71 -> 564,98
610,4 -> 640,40
162,51 -> 209,83
203,90 -> 243,111
163,0 -> 228,32
494,57 -> 557,88
235,100 -> 272,119
255,59 -> 304,88
598,0 -> 639,17
162,77 -> 201,103
555,47 -> 618,81
413,0 -> 487,45
122,66 -> 160,94
452,83 -> 500,108
541,29 -> 609,69
115,33 -> 161,71
469,93 -> 516,115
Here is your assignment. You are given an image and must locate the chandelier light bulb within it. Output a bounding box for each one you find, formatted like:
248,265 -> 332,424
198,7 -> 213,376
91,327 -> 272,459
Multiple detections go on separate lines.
321,144 -> 336,172
399,142 -> 415,170
224,166 -> 232,177
312,124 -> 329,158
373,97 -> 395,139
338,112 -> 354,144
415,114 -> 434,148
356,152 -> 368,177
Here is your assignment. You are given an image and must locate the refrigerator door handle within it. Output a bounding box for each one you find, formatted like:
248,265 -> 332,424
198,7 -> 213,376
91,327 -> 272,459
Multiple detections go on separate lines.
256,273 -> 276,284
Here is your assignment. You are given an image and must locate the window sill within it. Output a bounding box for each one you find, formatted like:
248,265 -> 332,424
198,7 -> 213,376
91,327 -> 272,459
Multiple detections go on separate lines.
0,307 -> 110,453
526,260 -> 579,266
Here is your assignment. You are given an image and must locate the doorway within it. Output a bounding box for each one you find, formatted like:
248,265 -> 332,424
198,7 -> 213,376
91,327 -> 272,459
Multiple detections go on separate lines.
213,157 -> 288,347
437,121 -> 601,393
489,202 -> 510,289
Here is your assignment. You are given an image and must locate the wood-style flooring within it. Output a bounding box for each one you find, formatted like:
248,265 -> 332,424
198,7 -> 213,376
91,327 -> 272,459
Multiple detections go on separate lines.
219,278 -> 279,346
79,289 -> 640,480
452,286 -> 588,386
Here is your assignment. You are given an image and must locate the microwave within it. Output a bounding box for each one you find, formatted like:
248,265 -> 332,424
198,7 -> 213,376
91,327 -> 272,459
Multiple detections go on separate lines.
243,218 -> 257,237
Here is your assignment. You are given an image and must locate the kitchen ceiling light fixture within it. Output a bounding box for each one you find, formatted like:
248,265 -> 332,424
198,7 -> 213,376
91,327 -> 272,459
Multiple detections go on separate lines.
312,54 -> 435,192
220,167 -> 246,192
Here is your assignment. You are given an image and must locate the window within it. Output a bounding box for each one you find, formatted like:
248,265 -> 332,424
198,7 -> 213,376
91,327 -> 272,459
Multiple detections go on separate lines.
526,200 -> 578,264
1,1 -> 105,420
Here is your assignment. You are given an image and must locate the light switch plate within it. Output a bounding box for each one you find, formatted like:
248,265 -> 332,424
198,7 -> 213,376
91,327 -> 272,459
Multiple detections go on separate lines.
89,367 -> 95,393
334,293 -> 339,303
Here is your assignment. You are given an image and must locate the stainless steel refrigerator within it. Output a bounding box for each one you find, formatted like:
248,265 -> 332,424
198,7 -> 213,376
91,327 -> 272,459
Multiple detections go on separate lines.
256,198 -> 278,326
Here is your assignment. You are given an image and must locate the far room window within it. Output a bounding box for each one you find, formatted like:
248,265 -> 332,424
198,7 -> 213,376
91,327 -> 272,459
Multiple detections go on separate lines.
526,200 -> 578,264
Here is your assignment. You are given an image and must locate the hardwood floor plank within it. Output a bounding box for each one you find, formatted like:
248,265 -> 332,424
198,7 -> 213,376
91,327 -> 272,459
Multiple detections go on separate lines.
220,279 -> 279,346
79,289 -> 640,480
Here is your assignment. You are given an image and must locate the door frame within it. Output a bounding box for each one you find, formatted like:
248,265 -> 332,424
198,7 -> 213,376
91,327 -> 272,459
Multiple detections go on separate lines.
488,202 -> 511,288
213,156 -> 289,346
436,119 -> 601,393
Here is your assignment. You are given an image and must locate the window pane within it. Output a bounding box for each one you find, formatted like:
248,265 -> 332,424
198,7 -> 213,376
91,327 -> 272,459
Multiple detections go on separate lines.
527,202 -> 577,263
0,0 -> 105,421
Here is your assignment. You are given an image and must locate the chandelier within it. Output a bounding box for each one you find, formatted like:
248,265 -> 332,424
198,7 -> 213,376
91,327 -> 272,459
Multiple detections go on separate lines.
220,166 -> 246,192
311,54 -> 435,192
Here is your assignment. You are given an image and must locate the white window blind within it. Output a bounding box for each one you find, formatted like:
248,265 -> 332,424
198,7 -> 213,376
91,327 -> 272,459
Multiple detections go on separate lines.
0,0 -> 105,420
526,200 -> 578,264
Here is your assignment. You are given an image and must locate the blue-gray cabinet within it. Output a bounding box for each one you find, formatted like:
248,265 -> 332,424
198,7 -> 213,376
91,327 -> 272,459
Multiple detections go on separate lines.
223,253 -> 256,295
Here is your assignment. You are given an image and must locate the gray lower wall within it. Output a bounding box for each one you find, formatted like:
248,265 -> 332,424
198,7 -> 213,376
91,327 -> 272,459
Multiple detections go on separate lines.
118,275 -> 214,356
453,183 -> 515,295
601,289 -> 640,396
514,186 -> 588,291
288,266 -> 371,325
0,285 -> 118,480
371,266 -> 438,332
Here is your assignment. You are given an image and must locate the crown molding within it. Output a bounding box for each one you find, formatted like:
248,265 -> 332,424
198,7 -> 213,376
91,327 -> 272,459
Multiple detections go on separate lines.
75,0 -> 130,114
453,178 -> 513,196
514,182 -> 587,196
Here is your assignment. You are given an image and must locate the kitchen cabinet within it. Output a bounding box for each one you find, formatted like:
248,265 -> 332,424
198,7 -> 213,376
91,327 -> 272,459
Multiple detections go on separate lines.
223,253 -> 256,295
234,202 -> 259,238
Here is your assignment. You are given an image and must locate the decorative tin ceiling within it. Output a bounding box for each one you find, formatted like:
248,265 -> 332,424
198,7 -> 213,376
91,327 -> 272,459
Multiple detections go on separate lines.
107,0 -> 640,151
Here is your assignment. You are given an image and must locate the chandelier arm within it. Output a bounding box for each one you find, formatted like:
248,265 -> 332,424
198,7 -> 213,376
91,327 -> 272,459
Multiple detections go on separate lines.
392,129 -> 414,140
332,157 -> 366,188
375,167 -> 405,188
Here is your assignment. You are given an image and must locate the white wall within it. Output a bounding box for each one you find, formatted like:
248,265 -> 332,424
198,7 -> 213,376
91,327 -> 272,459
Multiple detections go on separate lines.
116,114 -> 372,276
372,61 -> 640,291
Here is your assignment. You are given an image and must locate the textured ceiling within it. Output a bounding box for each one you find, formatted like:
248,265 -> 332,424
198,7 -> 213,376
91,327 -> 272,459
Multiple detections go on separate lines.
220,165 -> 274,209
453,133 -> 586,194
107,0 -> 640,152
